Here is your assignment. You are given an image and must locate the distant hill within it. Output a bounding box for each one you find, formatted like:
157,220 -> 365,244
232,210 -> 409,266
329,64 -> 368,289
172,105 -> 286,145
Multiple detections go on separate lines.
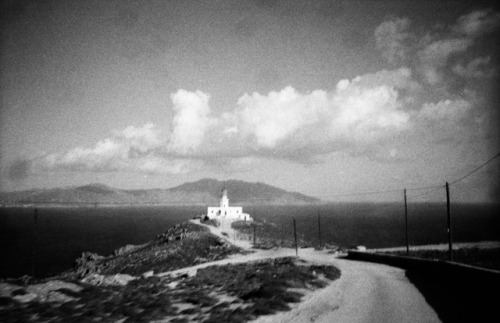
0,179 -> 320,206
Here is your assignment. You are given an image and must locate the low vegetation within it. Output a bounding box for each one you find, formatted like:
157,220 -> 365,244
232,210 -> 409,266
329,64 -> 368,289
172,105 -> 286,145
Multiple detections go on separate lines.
62,222 -> 242,279
200,217 -> 220,228
1,257 -> 340,322
0,220 -> 343,322
232,220 -> 342,251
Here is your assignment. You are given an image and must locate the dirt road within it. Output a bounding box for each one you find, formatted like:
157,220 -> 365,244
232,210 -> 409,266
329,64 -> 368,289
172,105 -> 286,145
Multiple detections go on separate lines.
254,253 -> 440,323
185,220 -> 441,323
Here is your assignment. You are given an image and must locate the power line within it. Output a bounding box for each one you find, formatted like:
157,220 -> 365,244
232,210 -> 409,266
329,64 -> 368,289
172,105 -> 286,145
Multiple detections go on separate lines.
323,188 -> 402,198
449,151 -> 500,185
405,184 -> 443,192
319,151 -> 500,200
317,184 -> 444,199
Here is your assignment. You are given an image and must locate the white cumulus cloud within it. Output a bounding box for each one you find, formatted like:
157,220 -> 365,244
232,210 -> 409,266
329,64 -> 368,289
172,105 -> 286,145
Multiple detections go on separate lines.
29,68 -> 445,176
331,80 -> 408,139
37,124 -> 182,174
168,90 -> 213,154
230,68 -> 413,154
235,86 -> 327,148
417,99 -> 471,122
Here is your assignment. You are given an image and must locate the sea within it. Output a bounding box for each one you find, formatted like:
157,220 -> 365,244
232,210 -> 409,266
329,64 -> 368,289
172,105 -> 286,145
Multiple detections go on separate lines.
1,203 -> 499,279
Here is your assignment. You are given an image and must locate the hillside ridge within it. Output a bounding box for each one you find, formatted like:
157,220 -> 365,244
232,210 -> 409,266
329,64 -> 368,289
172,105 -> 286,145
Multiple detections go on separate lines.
0,179 -> 320,206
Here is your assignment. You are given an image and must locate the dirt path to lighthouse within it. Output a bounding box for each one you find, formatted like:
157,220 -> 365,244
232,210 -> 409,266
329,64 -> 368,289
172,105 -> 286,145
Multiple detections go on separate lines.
189,219 -> 441,323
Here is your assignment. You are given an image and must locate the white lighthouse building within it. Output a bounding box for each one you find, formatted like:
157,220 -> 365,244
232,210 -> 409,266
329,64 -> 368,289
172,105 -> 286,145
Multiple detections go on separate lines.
207,188 -> 252,221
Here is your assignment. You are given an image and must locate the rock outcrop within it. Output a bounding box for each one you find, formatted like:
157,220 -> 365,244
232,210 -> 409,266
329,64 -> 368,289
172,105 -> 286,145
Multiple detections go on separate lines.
74,252 -> 104,278
70,221 -> 241,278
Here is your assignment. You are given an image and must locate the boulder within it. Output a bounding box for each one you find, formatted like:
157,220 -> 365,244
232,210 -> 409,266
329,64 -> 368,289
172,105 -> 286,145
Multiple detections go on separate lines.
114,244 -> 139,256
74,252 -> 105,278
81,274 -> 136,286
142,270 -> 154,279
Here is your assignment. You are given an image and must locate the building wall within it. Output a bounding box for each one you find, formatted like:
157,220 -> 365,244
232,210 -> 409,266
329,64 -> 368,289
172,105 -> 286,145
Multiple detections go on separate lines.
207,206 -> 243,219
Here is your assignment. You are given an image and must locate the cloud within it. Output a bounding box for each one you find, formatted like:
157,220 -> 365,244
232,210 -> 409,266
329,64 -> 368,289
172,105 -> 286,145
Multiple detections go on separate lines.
453,9 -> 500,37
418,9 -> 500,85
113,123 -> 163,153
417,99 -> 471,122
235,86 -> 326,148
332,80 -> 409,136
27,66 -> 487,178
452,56 -> 494,78
375,9 -> 499,85
231,68 -> 413,154
343,66 -> 418,91
418,38 -> 473,84
27,68 -> 416,177
374,17 -> 411,64
411,98 -> 475,145
36,123 -> 187,174
168,90 -> 212,154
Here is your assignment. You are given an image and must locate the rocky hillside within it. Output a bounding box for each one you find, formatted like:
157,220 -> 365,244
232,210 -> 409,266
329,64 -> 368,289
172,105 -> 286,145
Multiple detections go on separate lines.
0,221 -> 340,323
68,221 -> 242,278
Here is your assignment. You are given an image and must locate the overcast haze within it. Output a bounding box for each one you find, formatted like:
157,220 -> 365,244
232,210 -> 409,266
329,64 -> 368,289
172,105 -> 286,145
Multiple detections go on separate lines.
1,0 -> 499,202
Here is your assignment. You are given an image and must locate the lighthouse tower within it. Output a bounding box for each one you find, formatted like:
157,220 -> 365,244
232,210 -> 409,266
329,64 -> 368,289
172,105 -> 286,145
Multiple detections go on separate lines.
220,188 -> 229,208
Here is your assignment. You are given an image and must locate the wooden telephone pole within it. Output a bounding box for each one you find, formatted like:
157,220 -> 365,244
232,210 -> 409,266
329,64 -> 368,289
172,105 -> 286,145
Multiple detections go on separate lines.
404,189 -> 409,255
317,210 -> 322,249
446,182 -> 453,261
293,219 -> 298,257
31,208 -> 38,277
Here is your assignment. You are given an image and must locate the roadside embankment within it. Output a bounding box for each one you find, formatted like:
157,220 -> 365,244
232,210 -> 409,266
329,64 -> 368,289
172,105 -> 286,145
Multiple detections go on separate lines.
347,250 -> 500,322
347,250 -> 500,281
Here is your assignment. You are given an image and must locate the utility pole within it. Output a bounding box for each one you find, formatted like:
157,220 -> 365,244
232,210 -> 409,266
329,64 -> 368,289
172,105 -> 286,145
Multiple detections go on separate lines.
446,182 -> 453,261
317,210 -> 322,249
281,222 -> 284,248
293,219 -> 298,257
404,189 -> 409,256
253,224 -> 256,246
31,208 -> 38,277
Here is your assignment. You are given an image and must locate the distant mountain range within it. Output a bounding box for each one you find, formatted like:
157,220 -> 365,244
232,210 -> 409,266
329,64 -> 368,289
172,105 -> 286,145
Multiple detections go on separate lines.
0,179 -> 320,206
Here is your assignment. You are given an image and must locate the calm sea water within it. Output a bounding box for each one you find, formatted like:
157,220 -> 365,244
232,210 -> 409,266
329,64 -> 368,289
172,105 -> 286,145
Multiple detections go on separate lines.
0,206 -> 205,279
251,203 -> 500,249
1,203 -> 499,279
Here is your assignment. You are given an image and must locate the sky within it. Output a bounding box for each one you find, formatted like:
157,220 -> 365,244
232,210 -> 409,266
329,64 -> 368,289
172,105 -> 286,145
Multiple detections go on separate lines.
1,0 -> 499,202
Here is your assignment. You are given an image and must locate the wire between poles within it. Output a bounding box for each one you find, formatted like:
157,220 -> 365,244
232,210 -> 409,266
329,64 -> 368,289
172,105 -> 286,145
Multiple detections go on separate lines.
321,151 -> 500,200
449,152 -> 500,185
